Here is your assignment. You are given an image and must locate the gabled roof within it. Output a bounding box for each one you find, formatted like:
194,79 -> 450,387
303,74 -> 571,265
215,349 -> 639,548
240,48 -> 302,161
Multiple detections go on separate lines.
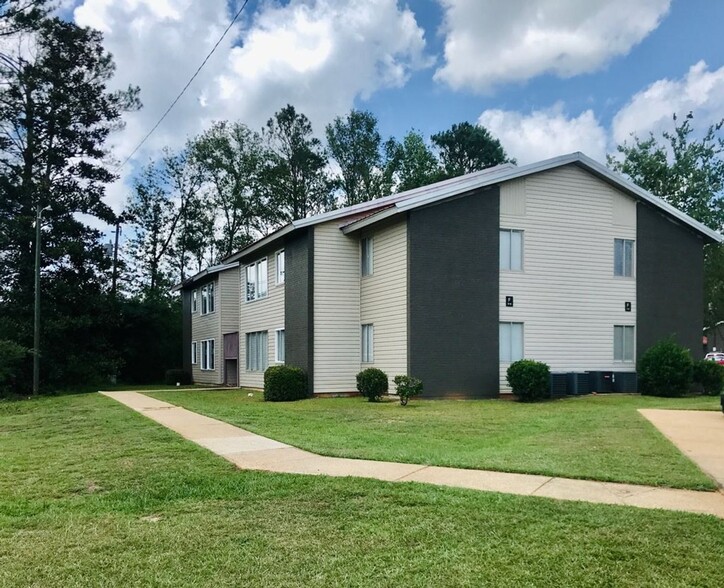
341,152 -> 723,243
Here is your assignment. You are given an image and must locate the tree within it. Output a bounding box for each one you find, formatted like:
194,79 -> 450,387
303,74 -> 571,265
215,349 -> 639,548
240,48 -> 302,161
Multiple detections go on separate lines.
608,112 -> 724,326
192,121 -> 267,258
431,122 -> 513,179
0,0 -> 49,37
262,104 -> 334,223
385,130 -> 441,192
326,109 -> 391,206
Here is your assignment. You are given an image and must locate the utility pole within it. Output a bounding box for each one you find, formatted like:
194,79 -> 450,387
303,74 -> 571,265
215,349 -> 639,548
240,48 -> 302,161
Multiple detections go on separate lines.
32,204 -> 49,395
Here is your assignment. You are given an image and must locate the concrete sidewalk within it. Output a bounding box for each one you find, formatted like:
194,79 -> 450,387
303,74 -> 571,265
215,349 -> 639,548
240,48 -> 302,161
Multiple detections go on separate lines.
640,408 -> 724,489
101,391 -> 724,519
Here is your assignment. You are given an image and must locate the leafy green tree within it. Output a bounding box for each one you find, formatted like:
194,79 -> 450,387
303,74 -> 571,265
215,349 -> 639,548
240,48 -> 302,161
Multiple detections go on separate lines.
326,109 -> 391,205
431,121 -> 513,179
385,130 -> 441,191
262,104 -> 334,222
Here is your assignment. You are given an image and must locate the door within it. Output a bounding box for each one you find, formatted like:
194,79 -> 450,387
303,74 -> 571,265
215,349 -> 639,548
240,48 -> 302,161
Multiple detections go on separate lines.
223,332 -> 239,387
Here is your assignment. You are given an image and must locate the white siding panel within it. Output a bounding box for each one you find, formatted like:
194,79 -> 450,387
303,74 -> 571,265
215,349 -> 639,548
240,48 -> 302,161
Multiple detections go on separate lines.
191,278 -> 221,385
239,254 -> 285,389
314,221 -> 361,393
360,220 -> 408,392
499,166 -> 637,390
220,268 -> 240,335
500,178 -> 526,216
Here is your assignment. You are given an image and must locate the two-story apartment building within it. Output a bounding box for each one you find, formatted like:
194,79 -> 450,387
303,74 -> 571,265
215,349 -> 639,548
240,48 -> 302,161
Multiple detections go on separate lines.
176,153 -> 722,397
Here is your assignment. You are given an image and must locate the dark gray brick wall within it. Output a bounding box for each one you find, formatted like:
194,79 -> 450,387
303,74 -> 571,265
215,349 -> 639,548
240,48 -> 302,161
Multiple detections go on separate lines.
284,228 -> 314,388
637,203 -> 705,360
408,187 -> 500,397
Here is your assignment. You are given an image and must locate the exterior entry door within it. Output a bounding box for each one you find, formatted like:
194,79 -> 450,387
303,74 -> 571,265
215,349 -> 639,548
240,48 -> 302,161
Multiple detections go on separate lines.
223,332 -> 239,387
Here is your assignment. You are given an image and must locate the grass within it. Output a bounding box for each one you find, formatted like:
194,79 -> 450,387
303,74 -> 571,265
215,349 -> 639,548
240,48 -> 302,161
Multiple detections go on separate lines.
148,391 -> 720,490
0,393 -> 722,587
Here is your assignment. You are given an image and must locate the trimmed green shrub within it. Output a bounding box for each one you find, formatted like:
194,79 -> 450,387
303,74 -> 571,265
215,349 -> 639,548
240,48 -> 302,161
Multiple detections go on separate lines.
0,340 -> 28,397
506,359 -> 551,402
264,365 -> 308,401
164,368 -> 191,386
638,338 -> 693,397
356,368 -> 388,402
393,375 -> 423,406
693,359 -> 724,396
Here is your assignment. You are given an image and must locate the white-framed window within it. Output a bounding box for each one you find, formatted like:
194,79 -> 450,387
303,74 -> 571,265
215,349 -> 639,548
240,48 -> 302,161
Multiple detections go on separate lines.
500,322 -> 524,363
614,325 -> 635,362
361,324 -> 374,363
246,331 -> 268,371
276,250 -> 285,284
246,258 -> 268,301
614,238 -> 635,277
191,341 -> 197,365
275,329 -> 285,363
500,229 -> 523,271
200,282 -> 215,315
361,237 -> 373,276
191,289 -> 198,313
200,339 -> 215,370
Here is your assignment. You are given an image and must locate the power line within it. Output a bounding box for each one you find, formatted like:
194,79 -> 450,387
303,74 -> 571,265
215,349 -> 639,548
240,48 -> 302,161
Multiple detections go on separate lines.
115,0 -> 251,172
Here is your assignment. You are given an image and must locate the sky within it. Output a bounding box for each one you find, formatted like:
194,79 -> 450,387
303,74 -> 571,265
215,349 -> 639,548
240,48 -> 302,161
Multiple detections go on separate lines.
59,0 -> 724,224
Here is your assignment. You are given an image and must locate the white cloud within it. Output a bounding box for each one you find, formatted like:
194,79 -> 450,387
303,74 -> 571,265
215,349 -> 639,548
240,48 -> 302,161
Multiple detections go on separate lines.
435,0 -> 670,92
479,104 -> 607,164
70,0 -> 429,213
612,61 -> 724,144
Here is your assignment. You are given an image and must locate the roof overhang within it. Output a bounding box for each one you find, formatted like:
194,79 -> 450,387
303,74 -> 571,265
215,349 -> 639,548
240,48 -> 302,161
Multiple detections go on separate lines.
170,261 -> 239,293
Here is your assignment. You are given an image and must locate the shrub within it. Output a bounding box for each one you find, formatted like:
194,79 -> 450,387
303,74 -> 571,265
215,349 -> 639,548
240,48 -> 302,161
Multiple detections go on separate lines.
264,365 -> 308,401
393,375 -> 423,406
506,359 -> 551,402
356,368 -> 388,402
638,338 -> 693,397
693,359 -> 724,396
164,368 -> 191,386
0,340 -> 28,397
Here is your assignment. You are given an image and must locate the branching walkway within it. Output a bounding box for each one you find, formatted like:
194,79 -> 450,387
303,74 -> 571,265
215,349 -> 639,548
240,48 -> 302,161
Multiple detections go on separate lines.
101,391 -> 724,519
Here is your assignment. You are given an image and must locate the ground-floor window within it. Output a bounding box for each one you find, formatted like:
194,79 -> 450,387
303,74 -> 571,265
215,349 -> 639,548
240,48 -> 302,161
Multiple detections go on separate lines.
275,329 -> 285,363
200,339 -> 215,370
361,324 -> 374,363
614,325 -> 635,362
500,322 -> 524,363
191,341 -> 197,365
246,331 -> 268,371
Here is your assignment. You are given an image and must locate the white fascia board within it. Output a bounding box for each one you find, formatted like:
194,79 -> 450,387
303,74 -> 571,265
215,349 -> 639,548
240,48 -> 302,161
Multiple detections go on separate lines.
223,224 -> 295,264
172,261 -> 240,292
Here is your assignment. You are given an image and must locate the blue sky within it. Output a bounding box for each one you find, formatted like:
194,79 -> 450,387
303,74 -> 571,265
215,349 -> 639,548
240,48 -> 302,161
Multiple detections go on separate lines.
62,0 -> 724,214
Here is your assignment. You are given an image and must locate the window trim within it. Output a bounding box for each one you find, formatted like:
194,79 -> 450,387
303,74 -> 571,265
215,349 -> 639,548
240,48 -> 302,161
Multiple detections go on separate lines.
500,229 -> 524,272
614,325 -> 635,363
361,237 -> 374,277
191,341 -> 197,365
361,323 -> 374,363
200,282 -> 216,315
191,289 -> 198,313
499,321 -> 524,364
200,339 -> 215,371
614,238 -> 635,278
275,328 -> 285,363
245,258 -> 269,302
276,250 -> 285,285
246,331 -> 269,372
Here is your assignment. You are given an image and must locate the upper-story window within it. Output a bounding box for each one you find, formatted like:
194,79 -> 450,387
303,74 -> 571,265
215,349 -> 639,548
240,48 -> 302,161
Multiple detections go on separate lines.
191,289 -> 198,313
246,258 -> 268,302
614,239 -> 634,277
200,282 -> 215,315
500,229 -> 523,271
276,250 -> 285,284
361,237 -> 373,276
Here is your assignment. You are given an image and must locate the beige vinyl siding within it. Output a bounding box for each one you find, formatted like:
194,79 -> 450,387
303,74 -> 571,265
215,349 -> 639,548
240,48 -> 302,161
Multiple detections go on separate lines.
499,165 -> 637,391
314,221 -> 361,393
191,279 -> 221,385
219,267 -> 241,385
239,254 -> 285,389
360,220 -> 408,392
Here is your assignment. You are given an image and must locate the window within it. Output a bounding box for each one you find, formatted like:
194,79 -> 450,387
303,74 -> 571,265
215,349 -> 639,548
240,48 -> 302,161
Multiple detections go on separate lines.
614,238 -> 634,277
200,339 -> 215,370
275,329 -> 285,363
499,322 -> 524,363
200,282 -> 215,315
191,341 -> 197,365
276,250 -> 285,284
191,290 -> 198,313
246,331 -> 268,371
614,325 -> 635,362
500,229 -> 523,271
361,324 -> 374,363
246,258 -> 268,301
361,237 -> 373,276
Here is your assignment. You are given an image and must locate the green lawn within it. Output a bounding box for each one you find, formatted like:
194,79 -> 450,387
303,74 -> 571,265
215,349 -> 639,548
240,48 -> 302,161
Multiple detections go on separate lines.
149,391 -> 719,490
0,394 -> 722,587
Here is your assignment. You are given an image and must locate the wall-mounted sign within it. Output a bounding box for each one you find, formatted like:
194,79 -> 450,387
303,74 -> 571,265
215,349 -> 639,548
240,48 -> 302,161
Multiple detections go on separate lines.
625,301 -> 632,312
505,296 -> 514,307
